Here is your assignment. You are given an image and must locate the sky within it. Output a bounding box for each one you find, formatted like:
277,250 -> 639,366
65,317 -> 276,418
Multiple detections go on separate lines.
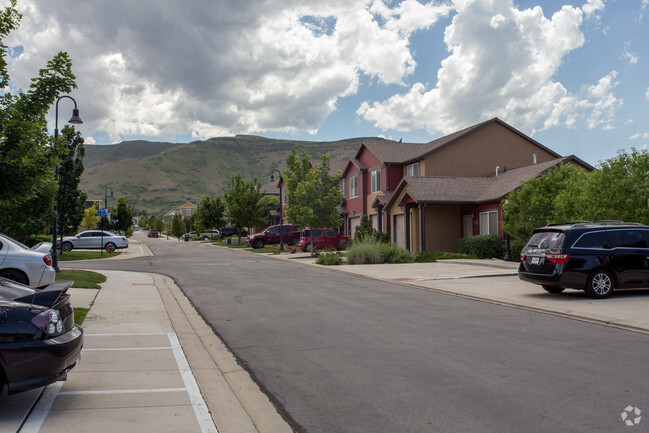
4,0 -> 648,167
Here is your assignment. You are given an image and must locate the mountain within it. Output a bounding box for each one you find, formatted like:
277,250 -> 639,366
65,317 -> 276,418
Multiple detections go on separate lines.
80,135 -> 383,214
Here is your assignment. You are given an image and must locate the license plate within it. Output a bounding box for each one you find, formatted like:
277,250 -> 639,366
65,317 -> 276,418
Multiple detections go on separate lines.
530,257 -> 540,265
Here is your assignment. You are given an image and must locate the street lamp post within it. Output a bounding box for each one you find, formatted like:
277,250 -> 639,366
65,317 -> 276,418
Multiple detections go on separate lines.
102,187 -> 114,257
270,169 -> 284,251
52,96 -> 83,272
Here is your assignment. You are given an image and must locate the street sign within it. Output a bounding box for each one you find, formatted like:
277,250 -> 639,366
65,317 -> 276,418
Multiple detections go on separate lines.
95,208 -> 108,217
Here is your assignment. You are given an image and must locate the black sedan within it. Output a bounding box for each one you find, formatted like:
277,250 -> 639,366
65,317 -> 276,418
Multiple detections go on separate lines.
0,277 -> 83,395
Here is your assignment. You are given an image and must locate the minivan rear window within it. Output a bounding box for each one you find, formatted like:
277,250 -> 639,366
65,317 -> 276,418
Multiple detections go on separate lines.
526,231 -> 564,252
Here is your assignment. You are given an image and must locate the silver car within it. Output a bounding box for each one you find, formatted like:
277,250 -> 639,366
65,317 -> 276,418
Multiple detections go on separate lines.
0,233 -> 56,287
61,230 -> 128,252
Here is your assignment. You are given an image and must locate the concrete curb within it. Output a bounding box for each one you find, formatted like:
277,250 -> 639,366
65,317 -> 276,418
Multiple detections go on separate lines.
152,274 -> 293,433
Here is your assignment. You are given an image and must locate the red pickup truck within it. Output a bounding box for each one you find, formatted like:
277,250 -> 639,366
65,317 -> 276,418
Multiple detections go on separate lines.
298,228 -> 351,252
247,224 -> 301,249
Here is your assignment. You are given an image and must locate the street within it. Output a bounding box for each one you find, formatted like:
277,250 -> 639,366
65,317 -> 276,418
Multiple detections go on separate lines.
65,234 -> 649,433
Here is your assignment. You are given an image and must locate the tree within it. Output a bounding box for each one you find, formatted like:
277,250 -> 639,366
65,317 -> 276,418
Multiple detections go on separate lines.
81,202 -> 101,230
502,163 -> 588,241
0,2 -> 78,239
138,214 -> 149,230
283,149 -> 312,221
224,174 -> 266,235
194,195 -> 226,233
113,197 -> 135,235
258,195 -> 280,220
57,125 -> 87,237
286,155 -> 343,256
171,213 -> 185,240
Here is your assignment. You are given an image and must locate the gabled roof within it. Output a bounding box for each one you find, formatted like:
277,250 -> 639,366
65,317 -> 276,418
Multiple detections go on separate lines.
357,139 -> 428,165
386,156 -> 585,208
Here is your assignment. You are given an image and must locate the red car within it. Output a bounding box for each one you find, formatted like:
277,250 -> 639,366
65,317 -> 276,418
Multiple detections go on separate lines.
298,228 -> 350,252
147,230 -> 159,238
247,224 -> 301,249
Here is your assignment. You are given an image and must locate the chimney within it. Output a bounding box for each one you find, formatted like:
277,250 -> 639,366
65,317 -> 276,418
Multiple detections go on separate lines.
533,154 -> 537,164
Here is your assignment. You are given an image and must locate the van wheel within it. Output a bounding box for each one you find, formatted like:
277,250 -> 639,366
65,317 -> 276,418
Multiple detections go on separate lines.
253,239 -> 265,249
542,285 -> 565,294
585,269 -> 615,299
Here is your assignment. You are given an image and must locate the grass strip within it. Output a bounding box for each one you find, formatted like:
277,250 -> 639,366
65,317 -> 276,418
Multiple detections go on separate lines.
56,269 -> 106,289
57,251 -> 122,261
74,308 -> 89,325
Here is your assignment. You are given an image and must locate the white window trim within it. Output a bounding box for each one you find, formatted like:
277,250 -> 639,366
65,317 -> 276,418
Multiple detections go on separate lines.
350,176 -> 359,198
407,162 -> 420,177
370,169 -> 381,194
340,179 -> 346,199
479,210 -> 499,235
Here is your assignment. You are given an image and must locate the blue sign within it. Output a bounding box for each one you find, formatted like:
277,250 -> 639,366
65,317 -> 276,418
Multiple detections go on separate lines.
95,208 -> 108,217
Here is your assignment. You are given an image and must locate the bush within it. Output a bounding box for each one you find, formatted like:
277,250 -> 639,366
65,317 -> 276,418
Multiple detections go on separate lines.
509,238 -> 527,262
346,237 -> 415,264
458,234 -> 504,259
354,215 -> 390,243
24,234 -> 52,248
315,251 -> 344,265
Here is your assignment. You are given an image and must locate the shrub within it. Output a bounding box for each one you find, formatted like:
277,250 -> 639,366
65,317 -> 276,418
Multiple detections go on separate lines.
346,237 -> 415,264
353,215 -> 391,243
315,251 -> 344,265
24,234 -> 52,248
509,238 -> 527,262
458,234 -> 504,259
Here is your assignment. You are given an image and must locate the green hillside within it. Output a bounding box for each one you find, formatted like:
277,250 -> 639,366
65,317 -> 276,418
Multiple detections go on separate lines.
80,135 -> 383,214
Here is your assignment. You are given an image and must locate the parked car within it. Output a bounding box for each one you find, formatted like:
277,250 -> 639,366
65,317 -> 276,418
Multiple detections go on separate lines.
518,221 -> 649,299
183,231 -> 198,240
247,224 -> 300,249
147,230 -> 160,238
298,228 -> 351,252
0,233 -> 55,287
31,242 -> 53,253
219,227 -> 248,238
0,277 -> 84,395
60,231 -> 128,252
200,229 -> 221,240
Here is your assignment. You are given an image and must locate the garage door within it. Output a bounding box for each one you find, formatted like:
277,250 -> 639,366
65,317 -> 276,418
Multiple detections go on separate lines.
394,214 -> 405,249
371,214 -> 379,231
348,216 -> 361,238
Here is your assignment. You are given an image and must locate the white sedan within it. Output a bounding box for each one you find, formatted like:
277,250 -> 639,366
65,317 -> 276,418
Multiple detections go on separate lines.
61,230 -> 128,252
0,233 -> 55,287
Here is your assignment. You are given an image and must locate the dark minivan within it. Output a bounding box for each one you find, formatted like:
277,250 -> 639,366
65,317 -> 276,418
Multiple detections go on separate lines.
518,221 -> 649,298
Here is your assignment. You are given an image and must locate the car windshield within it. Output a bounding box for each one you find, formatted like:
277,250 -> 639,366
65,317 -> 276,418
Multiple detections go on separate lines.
0,233 -> 30,250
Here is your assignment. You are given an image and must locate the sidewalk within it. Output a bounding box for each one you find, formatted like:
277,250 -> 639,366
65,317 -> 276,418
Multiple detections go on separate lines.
23,270 -> 292,433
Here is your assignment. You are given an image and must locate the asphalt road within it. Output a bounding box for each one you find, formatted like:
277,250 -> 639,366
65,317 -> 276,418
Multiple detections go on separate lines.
67,239 -> 649,433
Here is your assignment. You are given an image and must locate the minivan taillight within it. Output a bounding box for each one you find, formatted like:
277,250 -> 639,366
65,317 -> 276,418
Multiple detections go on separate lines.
545,253 -> 570,264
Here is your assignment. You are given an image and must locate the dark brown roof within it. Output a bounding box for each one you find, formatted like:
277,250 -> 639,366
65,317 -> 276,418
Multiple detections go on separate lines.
390,157 -> 579,207
360,140 -> 429,164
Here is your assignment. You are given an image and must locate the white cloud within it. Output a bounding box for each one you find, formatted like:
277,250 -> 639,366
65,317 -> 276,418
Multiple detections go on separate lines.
358,0 -> 622,136
623,41 -> 638,64
630,132 -> 649,140
5,0 -> 451,143
582,0 -> 605,20
646,87 -> 649,100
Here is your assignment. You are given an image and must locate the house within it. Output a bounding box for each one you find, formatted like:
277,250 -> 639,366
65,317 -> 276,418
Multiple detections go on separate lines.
179,202 -> 197,219
339,118 -> 594,253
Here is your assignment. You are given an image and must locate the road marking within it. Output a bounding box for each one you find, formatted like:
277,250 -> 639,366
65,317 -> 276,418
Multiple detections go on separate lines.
19,382 -> 63,433
168,332 -> 219,433
85,332 -> 168,337
82,347 -> 172,351
58,388 -> 187,395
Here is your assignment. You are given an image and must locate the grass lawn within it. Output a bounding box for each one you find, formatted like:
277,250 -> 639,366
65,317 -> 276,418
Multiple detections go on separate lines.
56,269 -> 106,289
74,308 -> 89,325
57,251 -> 122,261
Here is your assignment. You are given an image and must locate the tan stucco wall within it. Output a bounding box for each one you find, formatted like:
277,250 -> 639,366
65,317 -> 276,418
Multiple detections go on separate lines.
424,205 -> 462,253
422,122 -> 557,177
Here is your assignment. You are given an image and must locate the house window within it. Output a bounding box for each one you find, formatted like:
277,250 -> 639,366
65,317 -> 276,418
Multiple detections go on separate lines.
340,179 -> 346,199
185,209 -> 192,217
371,169 -> 381,194
407,162 -> 420,177
350,176 -> 359,198
479,210 -> 499,235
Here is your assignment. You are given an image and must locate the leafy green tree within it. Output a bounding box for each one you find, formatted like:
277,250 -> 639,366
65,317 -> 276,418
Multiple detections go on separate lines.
194,195 -> 226,233
148,215 -> 164,232
81,202 -> 101,230
258,195 -> 280,220
113,197 -> 135,235
224,174 -> 266,235
171,213 -> 185,240
57,125 -> 87,238
138,214 -> 149,230
287,155 -> 342,255
0,2 -> 78,239
283,148 -> 312,220
502,163 -> 588,241
0,2 -> 81,241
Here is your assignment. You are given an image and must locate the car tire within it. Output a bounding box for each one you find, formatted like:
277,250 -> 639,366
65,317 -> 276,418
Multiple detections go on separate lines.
253,239 -> 265,249
302,244 -> 311,253
542,285 -> 565,294
585,269 -> 615,299
62,242 -> 73,252
0,269 -> 28,285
